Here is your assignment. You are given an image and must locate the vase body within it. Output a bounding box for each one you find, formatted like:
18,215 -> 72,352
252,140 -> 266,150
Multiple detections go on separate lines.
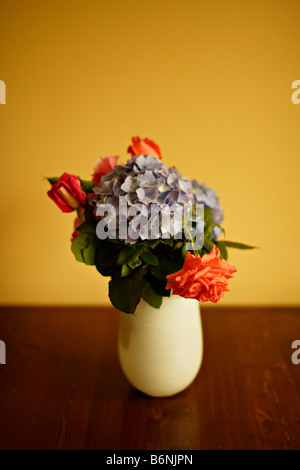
118,295 -> 203,397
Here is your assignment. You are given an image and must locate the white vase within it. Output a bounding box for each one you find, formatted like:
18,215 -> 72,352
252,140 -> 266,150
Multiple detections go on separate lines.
118,295 -> 203,397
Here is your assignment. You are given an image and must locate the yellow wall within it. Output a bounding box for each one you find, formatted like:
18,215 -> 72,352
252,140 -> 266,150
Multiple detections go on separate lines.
0,0 -> 299,306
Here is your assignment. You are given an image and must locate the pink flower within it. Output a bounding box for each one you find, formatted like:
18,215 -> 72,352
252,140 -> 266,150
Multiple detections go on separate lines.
166,246 -> 237,303
48,173 -> 86,213
92,156 -> 119,184
127,136 -> 162,160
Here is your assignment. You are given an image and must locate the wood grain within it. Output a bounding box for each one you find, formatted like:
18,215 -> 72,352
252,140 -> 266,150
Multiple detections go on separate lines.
0,306 -> 299,450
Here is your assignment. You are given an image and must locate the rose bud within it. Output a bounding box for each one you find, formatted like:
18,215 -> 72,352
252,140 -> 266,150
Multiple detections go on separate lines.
48,173 -> 86,213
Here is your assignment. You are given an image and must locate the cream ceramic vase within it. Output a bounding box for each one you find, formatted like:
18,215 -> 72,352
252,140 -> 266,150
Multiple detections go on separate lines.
118,295 -> 203,397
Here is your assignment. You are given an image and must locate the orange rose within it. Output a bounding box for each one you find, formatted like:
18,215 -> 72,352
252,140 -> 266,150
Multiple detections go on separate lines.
127,136 -> 162,160
166,246 -> 237,303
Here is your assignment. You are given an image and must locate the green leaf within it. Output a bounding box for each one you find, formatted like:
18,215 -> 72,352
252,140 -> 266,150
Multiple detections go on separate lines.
76,220 -> 96,235
147,239 -> 160,249
173,240 -> 183,250
80,179 -> 95,192
203,236 -> 215,252
95,240 -> 121,276
218,225 -> 226,237
204,208 -> 212,221
161,238 -> 174,247
47,177 -> 59,185
140,252 -> 159,266
218,241 -> 257,250
121,265 -> 133,277
204,216 -> 225,241
71,233 -> 98,265
181,243 -> 187,258
211,221 -> 225,238
142,281 -> 162,309
145,271 -> 171,297
117,245 -> 144,265
204,220 -> 214,240
216,242 -> 228,260
149,247 -> 184,280
84,209 -> 97,223
128,257 -> 142,269
109,268 -> 146,314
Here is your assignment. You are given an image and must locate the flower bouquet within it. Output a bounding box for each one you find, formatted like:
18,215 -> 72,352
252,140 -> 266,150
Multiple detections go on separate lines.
46,136 -> 254,314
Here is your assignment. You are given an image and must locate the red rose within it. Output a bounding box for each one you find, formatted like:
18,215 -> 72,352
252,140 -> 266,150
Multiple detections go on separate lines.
48,173 -> 86,213
166,246 -> 237,303
92,156 -> 119,184
127,136 -> 162,160
71,208 -> 85,242
71,217 -> 82,242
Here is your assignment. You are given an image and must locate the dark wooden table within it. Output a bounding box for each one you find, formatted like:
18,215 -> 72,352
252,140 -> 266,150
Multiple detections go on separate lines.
0,306 -> 299,450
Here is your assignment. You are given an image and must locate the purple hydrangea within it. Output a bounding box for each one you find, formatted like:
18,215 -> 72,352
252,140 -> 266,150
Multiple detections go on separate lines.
93,155 -> 223,243
191,180 -> 224,240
